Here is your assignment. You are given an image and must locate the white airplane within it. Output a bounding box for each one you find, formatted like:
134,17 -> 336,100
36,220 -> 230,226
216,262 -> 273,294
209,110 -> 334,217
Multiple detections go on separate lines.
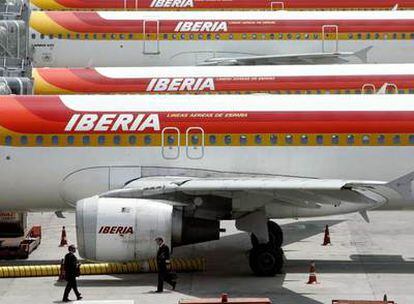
1,94 -> 414,276
33,64 -> 414,94
29,10 -> 414,67
29,0 -> 414,11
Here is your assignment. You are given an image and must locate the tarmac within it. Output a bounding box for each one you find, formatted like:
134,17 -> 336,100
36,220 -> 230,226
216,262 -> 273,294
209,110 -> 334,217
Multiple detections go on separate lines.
0,210 -> 413,304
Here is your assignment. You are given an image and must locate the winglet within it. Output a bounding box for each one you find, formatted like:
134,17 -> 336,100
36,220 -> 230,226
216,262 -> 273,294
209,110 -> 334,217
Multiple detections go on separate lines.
386,170 -> 414,200
354,46 -> 373,63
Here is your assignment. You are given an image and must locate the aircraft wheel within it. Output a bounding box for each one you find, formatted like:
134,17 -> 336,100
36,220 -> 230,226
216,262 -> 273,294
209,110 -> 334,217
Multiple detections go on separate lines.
249,244 -> 284,276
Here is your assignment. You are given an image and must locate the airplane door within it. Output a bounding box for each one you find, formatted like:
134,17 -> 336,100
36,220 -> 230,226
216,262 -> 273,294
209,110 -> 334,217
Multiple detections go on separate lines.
161,127 -> 180,159
143,20 -> 160,55
186,127 -> 205,159
321,25 -> 339,53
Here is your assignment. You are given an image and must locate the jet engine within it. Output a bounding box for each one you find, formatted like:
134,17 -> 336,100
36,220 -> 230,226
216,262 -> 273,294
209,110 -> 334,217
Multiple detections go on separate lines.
76,196 -> 219,261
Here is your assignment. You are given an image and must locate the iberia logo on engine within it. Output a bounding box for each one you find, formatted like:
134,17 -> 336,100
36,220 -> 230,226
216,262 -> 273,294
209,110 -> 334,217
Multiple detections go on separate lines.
98,226 -> 134,234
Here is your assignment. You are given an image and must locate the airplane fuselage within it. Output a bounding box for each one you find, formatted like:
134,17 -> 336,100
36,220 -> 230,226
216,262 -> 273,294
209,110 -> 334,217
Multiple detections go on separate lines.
29,11 -> 414,67
1,94 -> 414,213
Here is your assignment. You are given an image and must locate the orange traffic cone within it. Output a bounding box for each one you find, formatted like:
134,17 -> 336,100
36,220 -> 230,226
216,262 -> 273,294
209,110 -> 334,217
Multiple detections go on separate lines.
322,225 -> 331,246
57,259 -> 65,281
307,261 -> 318,284
59,226 -> 68,247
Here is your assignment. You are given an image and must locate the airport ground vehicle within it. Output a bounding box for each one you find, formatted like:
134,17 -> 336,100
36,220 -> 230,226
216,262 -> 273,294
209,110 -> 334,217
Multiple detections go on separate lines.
33,64 -> 414,94
29,11 -> 414,67
0,212 -> 41,259
1,94 -> 414,275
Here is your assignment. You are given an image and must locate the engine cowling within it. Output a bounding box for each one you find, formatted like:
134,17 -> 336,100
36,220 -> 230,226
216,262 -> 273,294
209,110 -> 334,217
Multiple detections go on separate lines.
76,196 -> 219,261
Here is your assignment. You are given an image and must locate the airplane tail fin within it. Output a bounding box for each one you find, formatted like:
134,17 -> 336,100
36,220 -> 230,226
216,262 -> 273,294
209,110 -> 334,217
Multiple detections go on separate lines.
386,170 -> 414,201
354,46 -> 373,63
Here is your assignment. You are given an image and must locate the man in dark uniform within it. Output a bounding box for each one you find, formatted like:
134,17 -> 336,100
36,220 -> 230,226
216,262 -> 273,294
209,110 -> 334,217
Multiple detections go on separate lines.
155,237 -> 177,292
62,244 -> 82,302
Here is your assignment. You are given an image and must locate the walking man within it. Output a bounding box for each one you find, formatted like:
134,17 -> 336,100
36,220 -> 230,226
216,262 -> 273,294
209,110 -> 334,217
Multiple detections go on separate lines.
155,237 -> 177,292
62,244 -> 82,302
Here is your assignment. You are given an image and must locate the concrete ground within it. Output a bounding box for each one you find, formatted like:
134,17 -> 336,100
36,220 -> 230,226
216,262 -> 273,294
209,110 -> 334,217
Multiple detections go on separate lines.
0,211 -> 413,304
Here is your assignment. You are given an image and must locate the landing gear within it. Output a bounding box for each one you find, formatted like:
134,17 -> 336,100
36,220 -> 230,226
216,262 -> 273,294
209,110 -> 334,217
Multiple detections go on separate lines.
249,221 -> 284,276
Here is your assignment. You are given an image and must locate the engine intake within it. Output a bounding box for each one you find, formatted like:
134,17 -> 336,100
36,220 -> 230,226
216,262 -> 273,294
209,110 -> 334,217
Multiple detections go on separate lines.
76,196 -> 219,261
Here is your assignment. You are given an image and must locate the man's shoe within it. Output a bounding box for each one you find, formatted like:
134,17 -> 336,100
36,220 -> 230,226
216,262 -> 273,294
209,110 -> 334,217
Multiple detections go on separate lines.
155,290 -> 163,293
77,296 -> 83,300
62,299 -> 70,302
172,281 -> 176,291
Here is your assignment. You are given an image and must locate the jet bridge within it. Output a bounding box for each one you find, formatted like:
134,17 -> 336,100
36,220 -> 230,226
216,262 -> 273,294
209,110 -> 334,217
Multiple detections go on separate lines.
0,20 -> 30,77
0,0 -> 29,21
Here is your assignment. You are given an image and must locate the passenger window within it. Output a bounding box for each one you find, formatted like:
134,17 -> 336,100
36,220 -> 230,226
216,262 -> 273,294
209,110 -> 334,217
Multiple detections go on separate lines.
76,33 -> 81,39
224,135 -> 232,145
377,135 -> 385,144
48,34 -> 54,39
409,135 -> 414,145
252,34 -> 257,39
5,135 -> 12,146
189,34 -> 194,40
128,135 -> 136,145
254,135 -> 262,144
167,135 -> 175,145
347,135 -> 354,145
144,135 -> 152,145
82,136 -> 90,145
111,34 -> 116,39
285,135 -> 293,144
67,136 -> 74,145
229,34 -> 234,39
40,34 -> 45,39
113,135 -> 121,145
209,135 -> 217,144
84,33 -> 89,39
393,135 -> 401,144
58,34 -> 63,39
20,136 -> 28,145
316,135 -> 323,145
362,135 -> 370,145
31,33 -> 36,39
66,33 -> 71,39
191,135 -> 199,145
52,135 -> 59,145
98,135 -> 105,145
270,134 -> 277,145
239,135 -> 247,145
331,135 -> 339,145
36,136 -> 43,145
300,135 -> 308,144
129,33 -> 134,39
93,33 -> 98,39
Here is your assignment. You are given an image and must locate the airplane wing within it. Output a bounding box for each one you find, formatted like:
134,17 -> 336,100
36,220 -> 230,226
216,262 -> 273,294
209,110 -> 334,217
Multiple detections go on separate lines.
100,170 -> 414,215
198,46 -> 373,66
